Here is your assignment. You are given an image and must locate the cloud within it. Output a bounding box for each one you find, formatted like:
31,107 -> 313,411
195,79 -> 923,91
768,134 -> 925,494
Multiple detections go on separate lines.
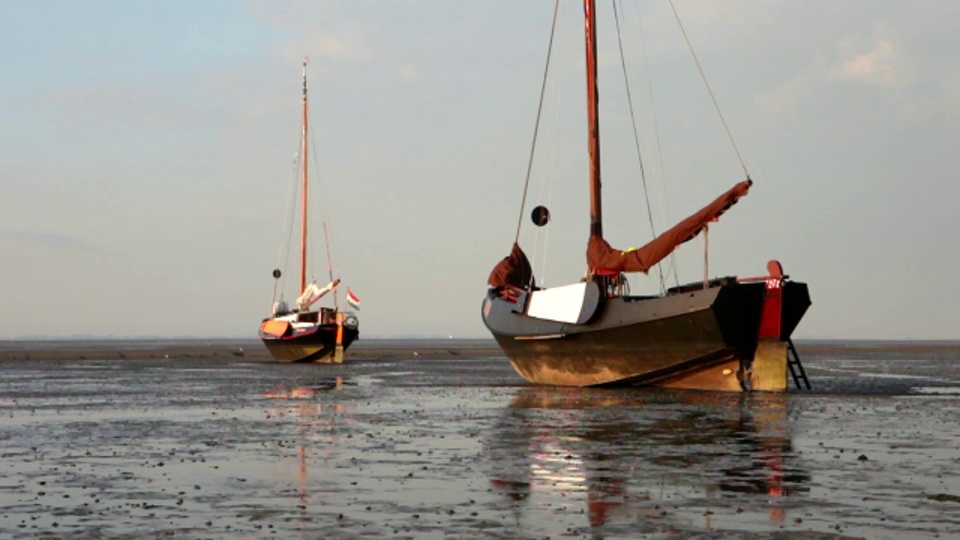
39,82 -> 222,136
274,32 -> 373,63
0,230 -> 95,252
35,62 -> 292,140
934,73 -> 960,117
756,28 -> 908,113
316,37 -> 352,58
666,0 -> 781,26
832,39 -> 899,86
756,79 -> 802,112
754,52 -> 832,114
396,64 -> 422,83
246,2 -> 374,63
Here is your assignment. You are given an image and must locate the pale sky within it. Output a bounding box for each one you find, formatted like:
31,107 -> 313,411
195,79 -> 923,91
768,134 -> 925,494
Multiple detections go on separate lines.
2,1 -> 958,340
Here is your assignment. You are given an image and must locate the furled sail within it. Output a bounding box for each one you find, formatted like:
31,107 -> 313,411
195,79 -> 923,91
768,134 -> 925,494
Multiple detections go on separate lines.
296,278 -> 340,310
488,242 -> 535,289
587,180 -> 751,273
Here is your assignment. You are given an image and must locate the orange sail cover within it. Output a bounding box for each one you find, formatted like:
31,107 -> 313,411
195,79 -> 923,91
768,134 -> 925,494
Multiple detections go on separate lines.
488,242 -> 534,289
587,180 -> 751,273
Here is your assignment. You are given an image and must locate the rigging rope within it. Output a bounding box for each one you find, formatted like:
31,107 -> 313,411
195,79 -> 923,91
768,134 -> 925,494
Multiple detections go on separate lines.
274,151 -> 301,305
612,0 -> 664,290
514,0 -> 561,245
533,0 -> 567,288
310,118 -> 340,310
322,222 -> 338,309
668,0 -> 750,180
632,0 -> 679,290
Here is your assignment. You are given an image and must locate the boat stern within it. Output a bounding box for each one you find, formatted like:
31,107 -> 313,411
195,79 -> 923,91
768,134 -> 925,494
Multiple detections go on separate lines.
743,262 -> 811,391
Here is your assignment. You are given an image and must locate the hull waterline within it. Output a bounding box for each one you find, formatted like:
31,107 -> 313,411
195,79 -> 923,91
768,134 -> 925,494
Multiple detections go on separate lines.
259,324 -> 359,364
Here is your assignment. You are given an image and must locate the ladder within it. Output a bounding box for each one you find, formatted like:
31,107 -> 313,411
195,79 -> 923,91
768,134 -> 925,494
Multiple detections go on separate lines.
786,339 -> 811,390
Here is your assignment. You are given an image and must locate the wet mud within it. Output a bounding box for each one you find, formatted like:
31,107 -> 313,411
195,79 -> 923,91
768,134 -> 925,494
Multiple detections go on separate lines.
1,342 -> 959,538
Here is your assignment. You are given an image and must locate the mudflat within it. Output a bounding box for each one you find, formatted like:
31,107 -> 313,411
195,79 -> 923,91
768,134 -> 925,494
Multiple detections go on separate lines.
1,341 -> 959,538
0,338 -> 502,362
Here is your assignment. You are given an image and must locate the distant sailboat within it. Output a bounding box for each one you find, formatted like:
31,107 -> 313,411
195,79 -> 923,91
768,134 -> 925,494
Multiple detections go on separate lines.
482,1 -> 810,391
259,59 -> 359,364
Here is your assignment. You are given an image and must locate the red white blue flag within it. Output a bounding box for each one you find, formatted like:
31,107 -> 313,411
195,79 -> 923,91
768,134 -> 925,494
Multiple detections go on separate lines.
346,289 -> 360,310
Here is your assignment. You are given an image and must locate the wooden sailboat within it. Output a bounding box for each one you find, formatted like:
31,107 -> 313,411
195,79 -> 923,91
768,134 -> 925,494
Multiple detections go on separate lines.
482,1 -> 810,391
259,59 -> 359,364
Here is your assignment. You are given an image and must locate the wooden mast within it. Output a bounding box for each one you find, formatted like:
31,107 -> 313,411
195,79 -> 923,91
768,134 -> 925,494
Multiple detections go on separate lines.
299,58 -> 309,295
584,0 -> 602,240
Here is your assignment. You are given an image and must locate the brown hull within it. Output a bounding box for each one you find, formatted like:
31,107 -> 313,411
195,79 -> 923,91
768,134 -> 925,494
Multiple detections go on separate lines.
483,280 -> 810,390
259,324 -> 359,364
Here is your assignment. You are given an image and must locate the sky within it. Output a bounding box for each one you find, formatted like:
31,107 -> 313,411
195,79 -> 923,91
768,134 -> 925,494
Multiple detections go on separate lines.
1,0 -> 958,340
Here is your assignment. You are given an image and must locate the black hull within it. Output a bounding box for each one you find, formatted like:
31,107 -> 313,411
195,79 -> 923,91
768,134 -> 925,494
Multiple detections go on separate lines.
482,280 -> 809,388
259,324 -> 359,364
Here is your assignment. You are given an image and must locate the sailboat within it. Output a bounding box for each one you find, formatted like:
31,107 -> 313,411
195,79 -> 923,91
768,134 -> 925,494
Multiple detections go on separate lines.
259,59 -> 359,364
482,1 -> 810,391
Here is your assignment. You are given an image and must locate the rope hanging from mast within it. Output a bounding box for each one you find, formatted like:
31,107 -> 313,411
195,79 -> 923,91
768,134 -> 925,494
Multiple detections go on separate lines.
668,0 -> 750,180
633,2 -> 679,291
309,123 -> 337,275
612,0 -> 665,290
272,152 -> 301,306
322,222 -> 338,310
306,65 -> 340,310
532,45 -> 567,288
514,0 -> 562,244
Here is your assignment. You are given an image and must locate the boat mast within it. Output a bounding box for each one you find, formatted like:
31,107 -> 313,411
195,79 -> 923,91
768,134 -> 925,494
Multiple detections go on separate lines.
299,58 -> 309,295
584,0 -> 602,239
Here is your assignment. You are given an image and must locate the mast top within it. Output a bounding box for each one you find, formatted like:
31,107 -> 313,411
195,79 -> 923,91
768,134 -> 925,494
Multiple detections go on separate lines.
302,58 -> 308,98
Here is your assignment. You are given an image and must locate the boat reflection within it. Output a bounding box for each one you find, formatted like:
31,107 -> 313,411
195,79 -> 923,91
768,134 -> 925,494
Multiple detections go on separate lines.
484,387 -> 809,531
261,378 -> 355,508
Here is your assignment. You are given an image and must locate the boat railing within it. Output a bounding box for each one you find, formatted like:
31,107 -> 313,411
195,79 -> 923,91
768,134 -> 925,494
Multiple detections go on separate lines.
737,274 -> 790,284
666,276 -> 739,294
491,284 -> 542,304
591,269 -> 629,298
736,260 -> 788,287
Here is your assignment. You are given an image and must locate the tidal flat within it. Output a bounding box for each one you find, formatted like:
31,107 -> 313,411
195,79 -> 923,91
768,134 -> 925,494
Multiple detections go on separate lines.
1,340 -> 959,539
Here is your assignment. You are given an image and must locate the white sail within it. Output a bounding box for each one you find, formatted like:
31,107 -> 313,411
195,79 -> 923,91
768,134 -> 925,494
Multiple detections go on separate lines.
296,279 -> 339,311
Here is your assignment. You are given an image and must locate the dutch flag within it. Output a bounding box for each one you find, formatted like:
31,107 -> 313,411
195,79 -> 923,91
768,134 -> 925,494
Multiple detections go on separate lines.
346,289 -> 360,310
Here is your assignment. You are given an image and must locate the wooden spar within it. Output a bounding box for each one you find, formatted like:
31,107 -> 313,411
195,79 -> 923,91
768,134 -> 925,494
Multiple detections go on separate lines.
584,0 -> 602,240
300,58 -> 309,295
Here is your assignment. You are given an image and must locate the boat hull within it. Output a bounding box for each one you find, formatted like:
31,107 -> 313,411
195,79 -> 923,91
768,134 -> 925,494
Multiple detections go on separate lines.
483,280 -> 809,390
259,323 -> 359,364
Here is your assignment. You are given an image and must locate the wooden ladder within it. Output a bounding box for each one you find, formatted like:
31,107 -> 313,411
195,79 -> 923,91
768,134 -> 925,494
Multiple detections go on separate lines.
786,339 -> 811,390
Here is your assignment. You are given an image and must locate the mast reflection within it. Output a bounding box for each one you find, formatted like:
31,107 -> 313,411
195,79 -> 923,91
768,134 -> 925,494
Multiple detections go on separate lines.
262,377 -> 353,509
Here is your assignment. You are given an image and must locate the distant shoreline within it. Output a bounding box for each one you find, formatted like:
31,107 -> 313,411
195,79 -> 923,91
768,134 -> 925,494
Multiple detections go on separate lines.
0,338 -> 504,362
0,338 -> 958,362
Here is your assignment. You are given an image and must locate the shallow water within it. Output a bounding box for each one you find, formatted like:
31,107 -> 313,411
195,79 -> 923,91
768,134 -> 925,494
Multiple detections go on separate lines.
1,343 -> 959,538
